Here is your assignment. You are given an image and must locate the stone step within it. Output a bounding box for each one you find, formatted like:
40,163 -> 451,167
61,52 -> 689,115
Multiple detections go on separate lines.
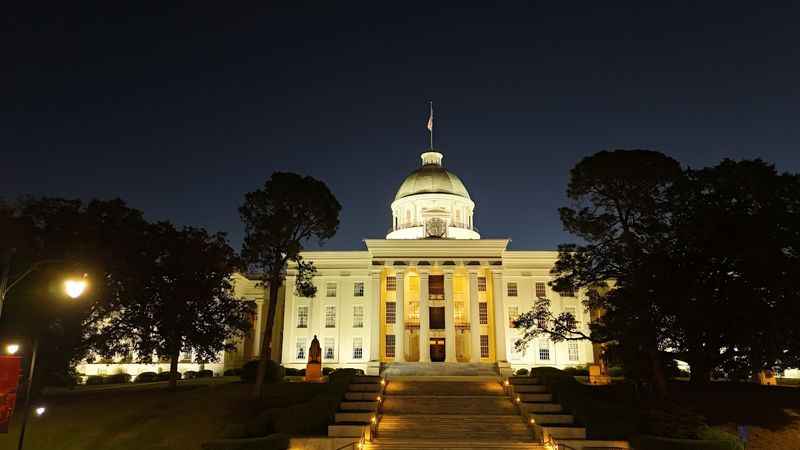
385,381 -> 505,396
519,393 -> 553,403
353,375 -> 382,383
512,384 -> 548,393
542,425 -> 586,440
340,401 -> 378,411
522,402 -> 562,413
382,396 -> 517,415
378,414 -> 532,440
528,413 -> 575,425
345,391 -> 382,401
381,362 -> 499,377
335,411 -> 374,424
328,424 -> 365,437
508,377 -> 541,385
365,440 -> 545,450
556,439 -> 630,450
350,383 -> 381,392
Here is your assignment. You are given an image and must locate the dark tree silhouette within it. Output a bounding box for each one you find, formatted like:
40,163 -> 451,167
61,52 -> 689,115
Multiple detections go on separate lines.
90,222 -> 253,390
239,172 -> 340,397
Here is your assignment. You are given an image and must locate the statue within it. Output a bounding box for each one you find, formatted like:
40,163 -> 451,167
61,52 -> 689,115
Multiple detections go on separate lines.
305,335 -> 323,382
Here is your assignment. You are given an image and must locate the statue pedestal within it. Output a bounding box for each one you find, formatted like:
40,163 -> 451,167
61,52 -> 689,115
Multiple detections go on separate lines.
588,364 -> 611,385
305,362 -> 322,382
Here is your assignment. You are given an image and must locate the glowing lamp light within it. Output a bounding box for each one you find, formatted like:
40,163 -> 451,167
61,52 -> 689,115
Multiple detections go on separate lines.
5,343 -> 19,355
380,379 -> 385,386
504,380 -> 510,386
530,418 -> 536,424
371,416 -> 377,423
516,396 -> 521,403
376,396 -> 381,402
64,278 -> 88,299
35,406 -> 46,416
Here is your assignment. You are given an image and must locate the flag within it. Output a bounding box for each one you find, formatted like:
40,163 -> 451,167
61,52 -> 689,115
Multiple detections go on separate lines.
427,105 -> 433,131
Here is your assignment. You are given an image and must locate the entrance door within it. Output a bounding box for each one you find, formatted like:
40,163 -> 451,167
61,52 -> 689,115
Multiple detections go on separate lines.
430,338 -> 446,362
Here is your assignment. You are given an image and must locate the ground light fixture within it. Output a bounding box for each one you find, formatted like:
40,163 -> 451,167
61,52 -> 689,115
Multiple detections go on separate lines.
34,406 -> 46,417
5,343 -> 19,355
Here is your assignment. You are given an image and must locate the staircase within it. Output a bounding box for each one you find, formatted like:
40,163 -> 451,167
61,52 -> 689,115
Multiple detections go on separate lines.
328,375 -> 382,438
509,377 -> 629,450
365,377 -> 544,450
381,362 -> 498,377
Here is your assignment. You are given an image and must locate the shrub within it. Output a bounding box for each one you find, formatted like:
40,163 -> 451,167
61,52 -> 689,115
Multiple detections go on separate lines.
515,368 -> 529,376
224,368 -> 243,376
201,433 -> 290,450
198,369 -> 214,378
105,373 -> 132,384
244,408 -> 283,437
698,427 -> 745,450
634,432 -> 745,450
241,360 -> 284,384
184,370 -> 199,379
284,367 -> 305,376
134,372 -> 158,383
156,371 -> 181,381
641,406 -> 707,439
322,367 -> 335,376
86,375 -> 105,385
274,401 -> 331,435
562,365 -> 590,376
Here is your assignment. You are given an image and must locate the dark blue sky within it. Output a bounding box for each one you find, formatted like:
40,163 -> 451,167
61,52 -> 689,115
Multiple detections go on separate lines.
4,2 -> 800,250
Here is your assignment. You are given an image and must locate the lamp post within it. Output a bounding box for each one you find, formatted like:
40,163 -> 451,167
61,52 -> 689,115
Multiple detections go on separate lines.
15,276 -> 87,450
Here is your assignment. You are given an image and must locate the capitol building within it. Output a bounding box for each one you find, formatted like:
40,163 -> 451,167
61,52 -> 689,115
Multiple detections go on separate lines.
78,149 -> 595,378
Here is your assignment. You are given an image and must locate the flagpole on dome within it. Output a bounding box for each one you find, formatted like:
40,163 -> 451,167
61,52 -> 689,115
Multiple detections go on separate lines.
427,101 -> 434,149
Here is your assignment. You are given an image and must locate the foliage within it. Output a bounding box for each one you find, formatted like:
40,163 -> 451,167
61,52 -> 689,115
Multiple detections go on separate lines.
514,368 -> 529,376
224,368 -> 243,376
634,432 -> 744,450
198,369 -> 214,378
184,370 -> 198,379
294,258 -> 318,298
239,171 -> 341,396
157,371 -> 180,381
88,222 -> 253,390
0,197 -> 151,388
241,360 -> 283,384
105,373 -> 132,384
284,367 -> 305,376
562,365 -> 590,376
135,372 -> 158,383
322,366 -> 334,376
640,406 -> 707,439
85,375 -> 104,385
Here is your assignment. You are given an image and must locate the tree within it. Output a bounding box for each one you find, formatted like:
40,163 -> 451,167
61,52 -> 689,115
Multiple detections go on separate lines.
239,172 -> 340,397
0,197 -> 150,387
90,222 -> 253,390
516,150 -> 683,397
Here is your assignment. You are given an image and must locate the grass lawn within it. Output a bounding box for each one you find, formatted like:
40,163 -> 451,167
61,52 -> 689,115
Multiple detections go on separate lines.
1,380 -> 329,450
670,381 -> 800,450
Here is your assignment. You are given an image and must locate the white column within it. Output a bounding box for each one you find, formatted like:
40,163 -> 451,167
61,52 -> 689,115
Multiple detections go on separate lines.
468,271 -> 481,362
395,269 -> 406,362
492,270 -> 507,362
281,281 -> 295,364
444,271 -> 457,362
419,271 -> 430,362
369,271 -> 381,361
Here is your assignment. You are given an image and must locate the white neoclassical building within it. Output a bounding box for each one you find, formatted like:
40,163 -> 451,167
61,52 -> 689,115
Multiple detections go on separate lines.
78,149 -> 595,378
275,150 -> 594,376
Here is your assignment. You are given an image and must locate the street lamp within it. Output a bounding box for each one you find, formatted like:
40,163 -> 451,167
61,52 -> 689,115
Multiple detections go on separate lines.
6,343 -> 19,355
16,276 -> 88,450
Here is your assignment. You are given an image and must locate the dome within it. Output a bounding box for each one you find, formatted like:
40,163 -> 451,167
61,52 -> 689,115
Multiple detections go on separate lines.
394,151 -> 471,201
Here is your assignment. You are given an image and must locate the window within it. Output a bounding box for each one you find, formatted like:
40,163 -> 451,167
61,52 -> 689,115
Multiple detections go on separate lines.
537,316 -> 547,330
296,337 -> 307,360
477,276 -> 487,292
559,286 -> 576,297
568,341 -> 579,361
326,283 -> 337,297
324,337 -> 335,360
385,335 -> 396,358
539,342 -> 550,361
479,303 -> 488,324
297,306 -> 309,328
325,305 -> 336,328
508,305 -> 519,328
507,282 -> 518,297
385,302 -> 396,324
353,305 -> 364,328
386,276 -> 397,291
353,281 -> 365,297
564,307 -> 577,329
535,282 -> 546,298
428,275 -> 444,300
480,335 -> 490,358
454,301 -> 466,323
353,337 -> 363,359
429,306 -> 445,329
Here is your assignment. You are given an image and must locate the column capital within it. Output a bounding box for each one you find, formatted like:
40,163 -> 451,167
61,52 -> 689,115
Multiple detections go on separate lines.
443,270 -> 455,278
418,270 -> 430,278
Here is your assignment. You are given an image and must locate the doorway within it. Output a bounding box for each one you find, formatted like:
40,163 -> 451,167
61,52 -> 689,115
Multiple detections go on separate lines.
430,338 -> 446,362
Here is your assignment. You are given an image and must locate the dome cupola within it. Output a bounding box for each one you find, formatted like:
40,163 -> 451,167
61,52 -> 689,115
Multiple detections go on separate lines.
386,150 -> 479,240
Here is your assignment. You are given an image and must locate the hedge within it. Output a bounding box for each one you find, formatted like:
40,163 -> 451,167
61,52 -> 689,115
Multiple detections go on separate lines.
201,433 -> 289,450
241,360 -> 284,384
105,373 -> 132,384
634,431 -> 744,450
134,372 -> 158,383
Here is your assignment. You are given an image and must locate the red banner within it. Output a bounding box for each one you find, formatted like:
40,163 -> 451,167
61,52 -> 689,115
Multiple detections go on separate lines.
0,356 -> 22,433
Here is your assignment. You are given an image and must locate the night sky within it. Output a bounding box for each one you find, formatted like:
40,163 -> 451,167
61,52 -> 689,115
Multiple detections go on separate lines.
5,2 -> 800,251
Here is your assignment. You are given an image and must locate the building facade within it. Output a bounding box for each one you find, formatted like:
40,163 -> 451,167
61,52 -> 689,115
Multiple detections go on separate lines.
78,149 -> 594,378
278,150 -> 594,375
